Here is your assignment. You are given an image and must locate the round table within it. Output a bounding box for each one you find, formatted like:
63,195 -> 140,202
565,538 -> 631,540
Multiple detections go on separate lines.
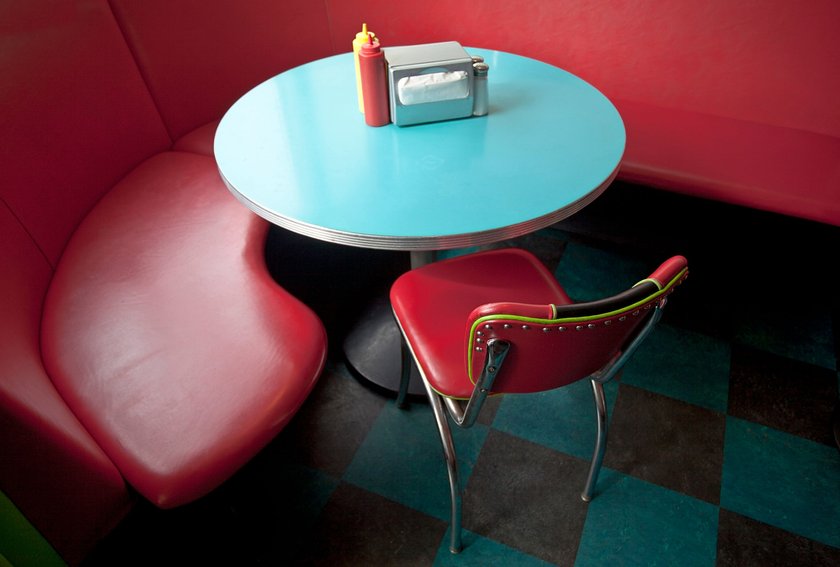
215,48 -> 626,395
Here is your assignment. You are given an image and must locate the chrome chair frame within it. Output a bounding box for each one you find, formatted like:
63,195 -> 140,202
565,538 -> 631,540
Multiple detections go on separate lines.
395,299 -> 667,554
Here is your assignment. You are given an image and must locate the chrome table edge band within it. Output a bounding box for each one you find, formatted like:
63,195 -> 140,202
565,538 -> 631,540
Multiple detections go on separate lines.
218,168 -> 618,252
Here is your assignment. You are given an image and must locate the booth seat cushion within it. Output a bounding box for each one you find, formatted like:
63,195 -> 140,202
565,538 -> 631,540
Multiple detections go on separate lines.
172,120 -> 220,157
1,202 -> 132,565
40,151 -> 328,509
617,100 -> 840,226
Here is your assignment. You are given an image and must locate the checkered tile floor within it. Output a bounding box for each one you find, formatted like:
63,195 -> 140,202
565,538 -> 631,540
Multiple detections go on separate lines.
85,183 -> 840,566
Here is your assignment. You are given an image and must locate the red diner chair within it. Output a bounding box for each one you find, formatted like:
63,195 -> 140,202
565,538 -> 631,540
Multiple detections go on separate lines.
390,248 -> 688,553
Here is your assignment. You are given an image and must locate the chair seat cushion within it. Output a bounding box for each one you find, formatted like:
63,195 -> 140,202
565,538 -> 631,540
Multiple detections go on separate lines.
391,248 -> 570,398
41,151 -> 327,508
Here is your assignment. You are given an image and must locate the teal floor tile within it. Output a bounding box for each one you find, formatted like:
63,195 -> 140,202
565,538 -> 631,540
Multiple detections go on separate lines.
721,416 -> 840,548
434,529 -> 555,567
275,462 -> 338,529
436,246 -> 482,261
621,323 -> 731,412
734,306 -> 836,370
343,401 -> 488,521
492,378 -> 619,461
82,183 -> 840,565
575,469 -> 719,567
555,241 -> 650,301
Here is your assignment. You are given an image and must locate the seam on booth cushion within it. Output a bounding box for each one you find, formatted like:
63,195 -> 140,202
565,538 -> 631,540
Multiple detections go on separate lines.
106,0 -> 176,146
0,197 -> 55,271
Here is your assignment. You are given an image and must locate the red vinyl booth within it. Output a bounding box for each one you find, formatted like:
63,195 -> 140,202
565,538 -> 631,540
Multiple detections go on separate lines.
1,2 -> 330,564
2,1 -> 837,564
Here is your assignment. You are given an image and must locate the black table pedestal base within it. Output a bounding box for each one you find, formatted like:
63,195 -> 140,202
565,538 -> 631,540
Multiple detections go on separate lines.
342,295 -> 427,399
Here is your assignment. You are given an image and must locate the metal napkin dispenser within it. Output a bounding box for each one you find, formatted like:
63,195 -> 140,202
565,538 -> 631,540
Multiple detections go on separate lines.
382,41 -> 474,127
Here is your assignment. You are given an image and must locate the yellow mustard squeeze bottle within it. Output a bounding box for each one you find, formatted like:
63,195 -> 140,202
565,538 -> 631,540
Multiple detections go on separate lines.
353,23 -> 376,113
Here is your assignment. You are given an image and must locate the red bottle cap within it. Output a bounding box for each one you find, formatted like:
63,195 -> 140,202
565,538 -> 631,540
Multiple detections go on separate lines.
360,32 -> 380,55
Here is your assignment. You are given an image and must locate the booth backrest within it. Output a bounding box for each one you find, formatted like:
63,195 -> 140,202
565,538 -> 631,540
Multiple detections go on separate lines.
0,1 -> 171,266
109,0 -> 336,141
326,0 -> 839,138
324,0 -> 840,226
1,2 -> 336,563
1,0 -> 340,267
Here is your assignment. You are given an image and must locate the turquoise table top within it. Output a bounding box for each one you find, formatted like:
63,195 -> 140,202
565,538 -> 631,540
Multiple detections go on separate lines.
215,49 -> 625,251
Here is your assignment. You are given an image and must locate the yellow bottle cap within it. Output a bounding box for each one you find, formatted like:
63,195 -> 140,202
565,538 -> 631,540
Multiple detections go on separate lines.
355,23 -> 368,41
354,23 -> 375,45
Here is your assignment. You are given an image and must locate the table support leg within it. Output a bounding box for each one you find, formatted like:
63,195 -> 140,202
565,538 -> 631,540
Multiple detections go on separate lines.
342,250 -> 436,398
411,250 -> 436,269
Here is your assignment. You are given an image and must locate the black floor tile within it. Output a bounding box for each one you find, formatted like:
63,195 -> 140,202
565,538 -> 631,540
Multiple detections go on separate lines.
81,181 -> 840,566
476,394 -> 502,427
605,384 -> 726,504
716,508 -> 840,567
463,429 -> 590,565
277,362 -> 386,477
83,491 -> 259,566
728,344 -> 839,446
295,482 -> 447,566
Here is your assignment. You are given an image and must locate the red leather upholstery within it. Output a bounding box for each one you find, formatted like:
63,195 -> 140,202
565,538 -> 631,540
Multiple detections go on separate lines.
0,1 -> 171,266
327,1 -> 839,136
2,0 -> 834,562
618,100 -> 840,227
2,2 -> 329,562
464,256 -> 687,395
391,249 -> 689,552
392,250 -> 687,399
648,255 -> 692,290
391,249 -> 571,397
41,152 -> 328,508
469,302 -> 557,322
1,3 -> 168,562
0,202 -> 133,566
110,0 -> 335,141
173,120 -> 220,157
326,0 -> 840,226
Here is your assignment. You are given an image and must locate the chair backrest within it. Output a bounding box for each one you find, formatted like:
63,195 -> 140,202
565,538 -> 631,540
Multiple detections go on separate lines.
465,256 -> 688,394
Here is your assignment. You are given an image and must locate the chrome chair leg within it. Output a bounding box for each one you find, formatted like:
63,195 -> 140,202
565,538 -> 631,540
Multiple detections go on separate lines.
395,337 -> 411,409
581,378 -> 608,502
424,381 -> 463,553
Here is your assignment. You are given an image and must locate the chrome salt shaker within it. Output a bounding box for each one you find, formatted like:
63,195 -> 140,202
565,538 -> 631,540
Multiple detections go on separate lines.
472,62 -> 489,116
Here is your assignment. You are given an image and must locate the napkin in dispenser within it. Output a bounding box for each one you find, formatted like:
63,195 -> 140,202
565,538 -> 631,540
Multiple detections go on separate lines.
383,41 -> 474,126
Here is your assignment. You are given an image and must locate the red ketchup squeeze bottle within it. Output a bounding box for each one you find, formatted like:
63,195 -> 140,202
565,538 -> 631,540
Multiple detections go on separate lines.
358,33 -> 390,127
